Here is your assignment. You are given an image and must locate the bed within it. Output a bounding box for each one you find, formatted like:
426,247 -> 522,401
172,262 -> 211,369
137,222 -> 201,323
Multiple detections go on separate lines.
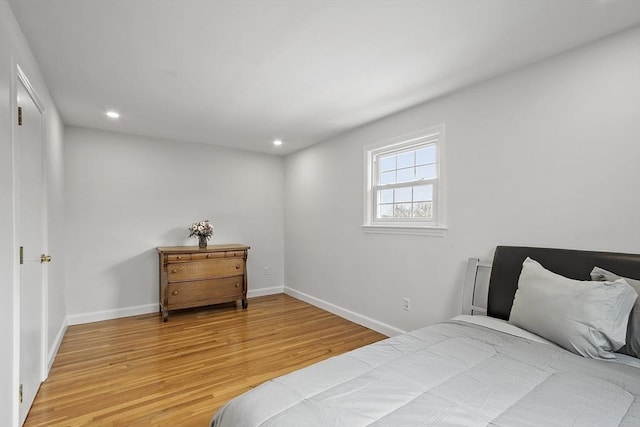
210,246 -> 640,426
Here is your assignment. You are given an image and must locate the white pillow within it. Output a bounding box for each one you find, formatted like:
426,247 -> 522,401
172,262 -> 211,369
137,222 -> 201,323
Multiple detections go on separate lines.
509,258 -> 637,360
591,266 -> 640,358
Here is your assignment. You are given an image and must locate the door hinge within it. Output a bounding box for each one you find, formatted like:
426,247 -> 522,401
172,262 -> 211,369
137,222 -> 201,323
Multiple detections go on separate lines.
20,246 -> 24,265
19,384 -> 23,404
18,106 -> 23,126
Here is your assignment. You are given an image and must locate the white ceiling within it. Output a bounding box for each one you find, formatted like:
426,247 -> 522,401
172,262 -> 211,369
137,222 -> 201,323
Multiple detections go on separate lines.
9,0 -> 640,155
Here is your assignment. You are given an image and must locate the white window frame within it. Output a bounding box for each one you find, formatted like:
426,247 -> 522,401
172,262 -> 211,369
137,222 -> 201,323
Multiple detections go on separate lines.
362,124 -> 447,236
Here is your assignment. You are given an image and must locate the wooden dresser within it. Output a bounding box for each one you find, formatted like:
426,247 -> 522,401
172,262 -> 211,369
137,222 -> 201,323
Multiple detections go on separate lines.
157,244 -> 250,321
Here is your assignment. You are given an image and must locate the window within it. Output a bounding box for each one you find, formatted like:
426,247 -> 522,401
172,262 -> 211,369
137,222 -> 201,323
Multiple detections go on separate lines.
363,124 -> 446,236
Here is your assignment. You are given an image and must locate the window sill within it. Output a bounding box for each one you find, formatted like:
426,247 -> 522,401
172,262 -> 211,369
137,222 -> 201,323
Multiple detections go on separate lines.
361,224 -> 447,237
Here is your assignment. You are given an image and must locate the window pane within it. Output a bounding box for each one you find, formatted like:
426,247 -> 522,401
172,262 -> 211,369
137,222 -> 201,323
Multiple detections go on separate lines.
394,203 -> 412,218
396,167 -> 414,183
379,155 -> 396,172
379,189 -> 393,204
413,201 -> 433,218
416,146 -> 435,165
380,170 -> 396,185
416,164 -> 436,180
378,204 -> 393,218
397,151 -> 414,168
367,126 -> 443,227
413,185 -> 433,202
394,187 -> 412,203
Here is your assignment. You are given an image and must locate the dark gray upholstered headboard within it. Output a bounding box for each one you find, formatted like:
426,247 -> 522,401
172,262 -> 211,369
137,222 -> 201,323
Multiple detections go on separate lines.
487,246 -> 640,320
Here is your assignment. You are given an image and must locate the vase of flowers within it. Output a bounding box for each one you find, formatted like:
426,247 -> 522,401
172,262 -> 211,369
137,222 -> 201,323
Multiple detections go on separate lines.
189,220 -> 214,249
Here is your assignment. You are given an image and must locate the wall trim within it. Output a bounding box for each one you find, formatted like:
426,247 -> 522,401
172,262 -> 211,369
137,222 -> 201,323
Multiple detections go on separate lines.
65,287 -> 284,326
361,224 -> 447,236
67,303 -> 159,326
17,64 -> 45,113
248,286 -> 284,298
57,287 -> 396,331
284,286 -> 405,337
46,318 -> 67,376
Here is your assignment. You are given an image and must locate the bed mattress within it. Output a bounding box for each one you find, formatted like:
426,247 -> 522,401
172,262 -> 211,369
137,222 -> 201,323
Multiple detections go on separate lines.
211,316 -> 640,426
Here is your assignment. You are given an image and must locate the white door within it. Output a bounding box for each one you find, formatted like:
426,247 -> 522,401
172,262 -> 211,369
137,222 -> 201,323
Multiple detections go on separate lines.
16,70 -> 46,426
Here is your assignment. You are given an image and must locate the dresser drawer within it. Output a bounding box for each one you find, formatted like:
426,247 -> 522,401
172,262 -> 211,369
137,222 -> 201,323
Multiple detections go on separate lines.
225,250 -> 246,258
192,252 -> 225,261
167,254 -> 191,262
167,277 -> 244,309
167,258 -> 244,282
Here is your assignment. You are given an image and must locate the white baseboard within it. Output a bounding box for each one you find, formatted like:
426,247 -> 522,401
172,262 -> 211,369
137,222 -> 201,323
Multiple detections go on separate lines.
46,318 -> 68,375
284,286 -> 405,337
65,286 -> 392,341
248,286 -> 284,298
65,288 -> 284,326
67,303 -> 159,326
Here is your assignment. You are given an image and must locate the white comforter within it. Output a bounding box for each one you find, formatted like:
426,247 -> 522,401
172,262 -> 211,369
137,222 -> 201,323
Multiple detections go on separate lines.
211,316 -> 640,426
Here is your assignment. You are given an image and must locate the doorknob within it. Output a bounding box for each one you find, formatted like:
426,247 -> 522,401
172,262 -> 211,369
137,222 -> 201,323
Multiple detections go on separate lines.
40,254 -> 52,263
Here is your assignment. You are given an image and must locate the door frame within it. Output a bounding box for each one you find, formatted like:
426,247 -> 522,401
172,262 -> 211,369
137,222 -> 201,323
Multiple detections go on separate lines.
13,63 -> 48,426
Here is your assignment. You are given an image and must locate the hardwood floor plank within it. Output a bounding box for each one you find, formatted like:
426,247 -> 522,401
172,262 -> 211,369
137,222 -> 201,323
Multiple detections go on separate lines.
25,294 -> 386,426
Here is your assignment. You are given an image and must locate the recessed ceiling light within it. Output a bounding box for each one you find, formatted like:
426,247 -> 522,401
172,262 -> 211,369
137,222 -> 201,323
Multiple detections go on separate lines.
273,139 -> 283,146
106,110 -> 120,119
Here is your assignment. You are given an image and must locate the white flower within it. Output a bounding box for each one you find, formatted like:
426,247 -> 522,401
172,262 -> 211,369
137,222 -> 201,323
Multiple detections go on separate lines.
188,220 -> 213,238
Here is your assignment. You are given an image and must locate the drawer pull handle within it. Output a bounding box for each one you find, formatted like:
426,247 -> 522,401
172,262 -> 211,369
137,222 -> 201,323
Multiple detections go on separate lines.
206,254 -> 211,258
235,265 -> 240,269
171,269 -> 178,274
172,290 -> 178,296
177,256 -> 182,259
235,283 -> 239,287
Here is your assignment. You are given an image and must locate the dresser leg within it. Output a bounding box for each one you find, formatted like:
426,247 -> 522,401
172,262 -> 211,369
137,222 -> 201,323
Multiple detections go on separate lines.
242,299 -> 248,309
162,309 -> 168,322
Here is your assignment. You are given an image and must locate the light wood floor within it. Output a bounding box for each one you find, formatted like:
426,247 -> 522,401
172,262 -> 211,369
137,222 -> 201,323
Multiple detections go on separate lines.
25,294 -> 386,426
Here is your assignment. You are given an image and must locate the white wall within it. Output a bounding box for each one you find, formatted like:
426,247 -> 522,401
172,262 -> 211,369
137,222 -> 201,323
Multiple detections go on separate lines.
0,0 -> 66,424
285,25 -> 640,335
64,127 -> 285,321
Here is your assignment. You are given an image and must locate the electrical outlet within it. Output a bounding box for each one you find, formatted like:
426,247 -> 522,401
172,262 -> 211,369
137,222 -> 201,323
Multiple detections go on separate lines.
263,266 -> 270,275
403,297 -> 410,311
